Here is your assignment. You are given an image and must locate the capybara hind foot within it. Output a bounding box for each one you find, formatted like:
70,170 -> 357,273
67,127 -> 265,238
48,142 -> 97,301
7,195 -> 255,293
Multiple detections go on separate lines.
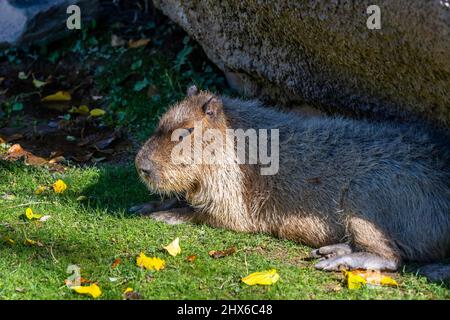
310,243 -> 353,260
315,252 -> 398,271
150,207 -> 195,225
416,263 -> 450,282
129,198 -> 187,215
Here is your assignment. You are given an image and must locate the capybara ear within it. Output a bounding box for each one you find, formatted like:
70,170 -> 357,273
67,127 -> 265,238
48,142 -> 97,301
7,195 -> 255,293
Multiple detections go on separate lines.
202,96 -> 223,118
187,85 -> 199,97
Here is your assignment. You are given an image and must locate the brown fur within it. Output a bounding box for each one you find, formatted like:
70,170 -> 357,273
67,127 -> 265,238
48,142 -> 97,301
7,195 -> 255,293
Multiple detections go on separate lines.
135,89 -> 450,266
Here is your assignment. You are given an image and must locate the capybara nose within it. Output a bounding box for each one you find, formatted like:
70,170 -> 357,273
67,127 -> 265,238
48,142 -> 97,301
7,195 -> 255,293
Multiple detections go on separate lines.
140,168 -> 152,176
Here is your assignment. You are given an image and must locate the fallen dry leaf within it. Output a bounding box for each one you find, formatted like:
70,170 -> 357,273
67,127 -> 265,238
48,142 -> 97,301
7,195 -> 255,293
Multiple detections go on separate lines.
65,277 -> 93,287
3,236 -> 15,245
163,237 -> 181,257
71,284 -> 102,299
35,185 -> 47,195
39,215 -> 51,222
208,246 -> 237,259
24,239 -> 43,247
89,108 -> 106,117
111,258 -> 121,269
186,255 -> 197,263
343,270 -> 398,289
41,91 -> 71,102
18,71 -> 29,80
24,207 -> 42,220
69,105 -> 90,114
33,78 -> 47,89
128,38 -> 150,48
25,153 -> 48,166
49,156 -> 65,164
242,269 -> 280,286
123,287 -> 141,300
136,252 -> 165,271
52,179 -> 67,194
2,144 -> 27,160
111,34 -> 126,47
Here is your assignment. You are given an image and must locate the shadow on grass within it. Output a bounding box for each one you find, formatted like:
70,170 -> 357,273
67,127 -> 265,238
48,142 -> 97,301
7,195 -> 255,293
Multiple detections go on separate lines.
79,164 -> 160,216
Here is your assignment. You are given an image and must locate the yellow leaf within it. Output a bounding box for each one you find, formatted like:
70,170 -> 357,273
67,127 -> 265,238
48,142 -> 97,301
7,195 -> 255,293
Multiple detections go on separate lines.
3,236 -> 15,245
52,179 -> 67,194
25,207 -> 42,220
24,239 -> 36,246
343,270 -> 398,289
123,287 -> 133,294
41,91 -> 71,102
343,270 -> 366,289
163,237 -> 181,257
136,252 -> 165,271
242,269 -> 280,286
35,185 -> 47,195
89,108 -> 106,117
33,78 -> 47,88
380,276 -> 398,287
72,284 -> 102,299
77,105 -> 90,114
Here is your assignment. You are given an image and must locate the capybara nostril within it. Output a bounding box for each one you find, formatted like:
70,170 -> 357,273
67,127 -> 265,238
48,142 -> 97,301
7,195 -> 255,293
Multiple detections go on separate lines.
140,168 -> 152,176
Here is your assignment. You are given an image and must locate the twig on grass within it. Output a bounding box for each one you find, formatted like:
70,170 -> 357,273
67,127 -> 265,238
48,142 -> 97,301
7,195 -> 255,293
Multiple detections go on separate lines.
6,201 -> 53,209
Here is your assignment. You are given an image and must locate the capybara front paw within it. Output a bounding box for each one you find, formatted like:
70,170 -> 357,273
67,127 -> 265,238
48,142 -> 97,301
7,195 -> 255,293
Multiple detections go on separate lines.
129,202 -> 160,215
314,252 -> 398,271
150,211 -> 189,225
129,198 -> 182,216
310,243 -> 353,260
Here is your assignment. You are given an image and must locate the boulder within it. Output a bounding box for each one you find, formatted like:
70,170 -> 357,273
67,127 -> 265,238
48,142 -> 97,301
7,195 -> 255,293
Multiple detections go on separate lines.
153,0 -> 450,128
0,0 -> 99,47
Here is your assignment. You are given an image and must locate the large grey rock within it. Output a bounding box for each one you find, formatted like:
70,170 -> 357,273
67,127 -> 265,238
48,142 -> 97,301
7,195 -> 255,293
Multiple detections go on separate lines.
0,0 -> 99,47
153,0 -> 450,128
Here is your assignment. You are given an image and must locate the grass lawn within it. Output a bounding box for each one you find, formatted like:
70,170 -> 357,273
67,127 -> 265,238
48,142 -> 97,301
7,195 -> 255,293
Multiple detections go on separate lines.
0,162 -> 449,300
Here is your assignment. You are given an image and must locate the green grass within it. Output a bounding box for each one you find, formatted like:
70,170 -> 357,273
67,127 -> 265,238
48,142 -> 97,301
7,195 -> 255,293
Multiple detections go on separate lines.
0,162 -> 449,300
0,10 -> 449,300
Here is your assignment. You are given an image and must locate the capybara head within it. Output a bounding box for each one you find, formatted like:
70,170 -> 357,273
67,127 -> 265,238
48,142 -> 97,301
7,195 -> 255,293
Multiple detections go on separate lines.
135,85 -> 227,194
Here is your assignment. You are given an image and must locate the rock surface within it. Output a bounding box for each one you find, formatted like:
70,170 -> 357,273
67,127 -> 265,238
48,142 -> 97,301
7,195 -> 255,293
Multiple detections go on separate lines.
0,0 -> 99,47
153,0 -> 450,127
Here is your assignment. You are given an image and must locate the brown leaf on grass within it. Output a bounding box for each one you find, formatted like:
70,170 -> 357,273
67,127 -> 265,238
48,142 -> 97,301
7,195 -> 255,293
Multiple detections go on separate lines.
25,153 -> 48,166
78,131 -> 119,151
48,156 -> 65,164
64,277 -> 93,287
186,255 -> 197,263
2,144 -> 28,161
111,258 -> 121,269
208,246 -> 237,259
1,144 -> 65,172
128,39 -> 150,48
